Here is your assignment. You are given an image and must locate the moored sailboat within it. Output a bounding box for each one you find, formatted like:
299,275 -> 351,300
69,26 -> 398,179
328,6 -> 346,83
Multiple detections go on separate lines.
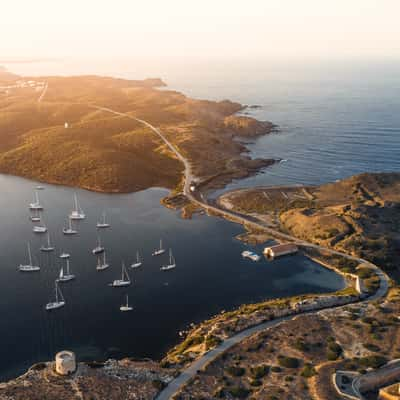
160,248 -> 176,271
96,212 -> 110,228
45,281 -> 65,310
63,218 -> 78,235
57,259 -> 75,282
92,236 -> 105,255
18,243 -> 40,272
69,193 -> 85,220
110,262 -> 131,287
40,232 -> 55,252
29,190 -> 43,210
152,239 -> 165,256
131,251 -> 142,269
120,294 -> 133,312
96,251 -> 110,271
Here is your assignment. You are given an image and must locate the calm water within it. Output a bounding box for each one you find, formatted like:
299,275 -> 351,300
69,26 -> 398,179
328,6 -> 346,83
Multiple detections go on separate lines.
0,175 -> 344,380
2,59 -> 399,380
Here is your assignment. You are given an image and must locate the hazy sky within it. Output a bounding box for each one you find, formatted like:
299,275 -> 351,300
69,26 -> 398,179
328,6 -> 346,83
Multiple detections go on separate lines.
2,0 -> 400,62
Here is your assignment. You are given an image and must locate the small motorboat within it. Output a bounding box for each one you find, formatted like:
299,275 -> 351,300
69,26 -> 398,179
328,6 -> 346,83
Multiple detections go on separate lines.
59,252 -> 70,259
33,225 -> 47,234
241,250 -> 261,262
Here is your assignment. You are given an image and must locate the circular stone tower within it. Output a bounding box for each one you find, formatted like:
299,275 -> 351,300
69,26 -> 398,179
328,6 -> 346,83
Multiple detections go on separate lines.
55,351 -> 76,375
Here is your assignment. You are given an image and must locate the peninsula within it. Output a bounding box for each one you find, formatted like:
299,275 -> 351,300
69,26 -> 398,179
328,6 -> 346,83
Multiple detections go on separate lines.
0,70 -> 276,194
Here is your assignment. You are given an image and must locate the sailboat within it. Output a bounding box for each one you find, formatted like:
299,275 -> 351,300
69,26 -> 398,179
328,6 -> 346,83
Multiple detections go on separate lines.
59,251 -> 70,259
110,262 -> 131,287
45,281 -> 65,310
152,239 -> 166,256
29,190 -> 43,210
160,248 -> 176,271
19,243 -> 40,272
36,185 -> 45,190
69,193 -> 85,220
131,251 -> 142,269
40,232 -> 55,252
92,236 -> 104,255
57,259 -> 75,282
30,209 -> 41,222
96,212 -> 110,228
120,294 -> 133,312
33,219 -> 47,234
96,251 -> 110,271
63,218 -> 78,235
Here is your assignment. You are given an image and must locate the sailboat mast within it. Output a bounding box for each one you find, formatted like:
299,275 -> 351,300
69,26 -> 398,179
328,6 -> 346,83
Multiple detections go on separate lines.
47,233 -> 51,246
55,282 -> 59,303
66,259 -> 70,275
28,243 -> 32,265
74,194 -> 78,211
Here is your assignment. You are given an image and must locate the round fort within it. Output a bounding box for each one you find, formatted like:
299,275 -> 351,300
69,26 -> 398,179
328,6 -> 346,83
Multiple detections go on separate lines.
55,351 -> 76,375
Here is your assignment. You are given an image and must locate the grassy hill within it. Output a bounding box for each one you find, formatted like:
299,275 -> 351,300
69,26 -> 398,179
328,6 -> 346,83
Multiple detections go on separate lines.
0,75 -> 275,193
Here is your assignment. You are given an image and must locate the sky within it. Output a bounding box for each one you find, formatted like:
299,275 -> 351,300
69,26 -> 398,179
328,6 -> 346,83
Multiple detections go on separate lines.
1,0 -> 400,65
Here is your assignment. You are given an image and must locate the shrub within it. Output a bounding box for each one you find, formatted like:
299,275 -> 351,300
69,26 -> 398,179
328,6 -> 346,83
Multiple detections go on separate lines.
250,364 -> 269,379
226,365 -> 246,377
278,356 -> 300,369
227,386 -> 251,398
271,366 -> 282,373
293,339 -> 309,352
205,335 -> 222,350
152,380 -> 166,390
359,355 -> 387,369
363,343 -> 381,352
301,364 -> 317,378
327,341 -> 342,360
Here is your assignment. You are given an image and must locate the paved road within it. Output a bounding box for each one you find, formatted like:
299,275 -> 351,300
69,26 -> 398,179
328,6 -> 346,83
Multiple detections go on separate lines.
93,105 -> 389,399
38,82 -> 48,102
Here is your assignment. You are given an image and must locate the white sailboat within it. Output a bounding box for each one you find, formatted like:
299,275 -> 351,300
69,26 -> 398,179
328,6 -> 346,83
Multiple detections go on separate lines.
160,248 -> 176,271
120,294 -> 133,312
19,243 -> 40,272
63,218 -> 78,235
96,212 -> 110,228
33,219 -> 47,234
40,232 -> 55,252
29,190 -> 43,210
110,262 -> 131,287
96,251 -> 110,271
57,259 -> 75,282
30,209 -> 41,222
59,251 -> 70,259
45,281 -> 65,310
69,193 -> 85,220
92,236 -> 105,255
152,239 -> 166,256
36,185 -> 45,190
131,251 -> 142,269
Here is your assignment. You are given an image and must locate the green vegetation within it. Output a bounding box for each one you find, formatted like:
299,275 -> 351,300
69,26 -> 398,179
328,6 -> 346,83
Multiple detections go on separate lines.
277,356 -> 300,369
249,364 -> 269,379
226,365 -> 246,377
300,364 -> 317,378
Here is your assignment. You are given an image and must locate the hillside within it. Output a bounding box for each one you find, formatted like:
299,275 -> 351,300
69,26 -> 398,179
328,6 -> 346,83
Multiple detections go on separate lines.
0,74 -> 275,193
219,173 -> 400,278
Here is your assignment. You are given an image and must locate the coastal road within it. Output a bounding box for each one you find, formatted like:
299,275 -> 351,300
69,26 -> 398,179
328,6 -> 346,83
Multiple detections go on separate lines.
92,105 -> 389,399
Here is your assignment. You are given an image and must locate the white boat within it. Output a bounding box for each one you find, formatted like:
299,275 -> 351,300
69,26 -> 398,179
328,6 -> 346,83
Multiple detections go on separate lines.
57,259 -> 75,282
92,236 -> 105,255
152,239 -> 166,256
110,262 -> 131,287
45,281 -> 65,310
241,250 -> 261,262
63,218 -> 78,235
36,185 -> 45,190
96,212 -> 110,228
33,223 -> 47,234
40,232 -> 55,252
160,249 -> 176,271
19,243 -> 40,272
96,251 -> 110,271
131,251 -> 142,269
59,252 -> 70,259
30,210 -> 41,222
29,190 -> 43,210
69,193 -> 85,220
120,294 -> 133,312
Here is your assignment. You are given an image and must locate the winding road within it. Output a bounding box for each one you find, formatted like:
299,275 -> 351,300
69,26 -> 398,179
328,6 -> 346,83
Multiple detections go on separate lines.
93,105 -> 389,400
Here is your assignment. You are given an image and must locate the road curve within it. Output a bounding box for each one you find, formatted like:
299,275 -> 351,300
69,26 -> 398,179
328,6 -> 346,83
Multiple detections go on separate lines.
92,105 -> 389,399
